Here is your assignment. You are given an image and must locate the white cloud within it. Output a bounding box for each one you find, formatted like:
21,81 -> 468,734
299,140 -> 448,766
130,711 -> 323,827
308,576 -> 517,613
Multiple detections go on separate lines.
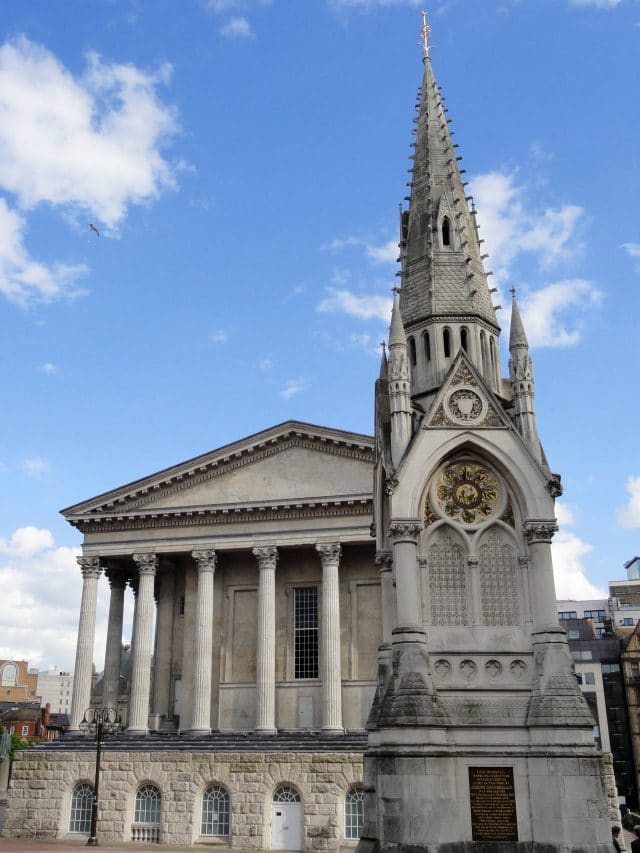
0,37 -> 180,305
551,501 -> 605,599
210,329 -> 229,343
220,16 -> 255,38
258,356 -> 273,371
366,239 -> 398,264
618,476 -> 640,528
519,279 -> 603,348
317,287 -> 392,323
0,37 -> 179,229
22,456 -> 51,477
0,526 -> 54,557
470,170 -> 585,280
40,361 -> 58,374
622,242 -> 640,259
569,0 -> 620,8
279,379 -> 308,400
0,198 -> 88,305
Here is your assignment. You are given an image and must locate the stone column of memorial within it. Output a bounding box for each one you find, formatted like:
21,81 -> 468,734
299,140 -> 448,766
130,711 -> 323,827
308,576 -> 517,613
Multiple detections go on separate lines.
317,542 -> 344,732
253,546 -> 278,734
127,553 -> 157,734
190,550 -> 217,735
68,556 -> 102,733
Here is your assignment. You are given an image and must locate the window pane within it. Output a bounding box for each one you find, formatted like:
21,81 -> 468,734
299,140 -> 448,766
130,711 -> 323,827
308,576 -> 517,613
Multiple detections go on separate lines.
294,588 -> 318,679
345,787 -> 365,839
69,784 -> 93,833
201,786 -> 230,836
134,785 -> 161,824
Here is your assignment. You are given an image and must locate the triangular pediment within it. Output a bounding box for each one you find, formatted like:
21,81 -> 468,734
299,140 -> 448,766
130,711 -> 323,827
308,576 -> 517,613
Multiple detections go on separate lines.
423,351 -> 512,431
62,421 -> 374,522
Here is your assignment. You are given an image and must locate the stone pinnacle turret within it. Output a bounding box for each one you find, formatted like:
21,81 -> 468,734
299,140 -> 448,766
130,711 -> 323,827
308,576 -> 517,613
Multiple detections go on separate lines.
509,292 -> 542,461
387,291 -> 412,468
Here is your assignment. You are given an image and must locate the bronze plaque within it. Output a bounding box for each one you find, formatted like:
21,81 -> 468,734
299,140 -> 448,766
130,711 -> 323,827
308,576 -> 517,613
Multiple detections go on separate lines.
469,766 -> 518,842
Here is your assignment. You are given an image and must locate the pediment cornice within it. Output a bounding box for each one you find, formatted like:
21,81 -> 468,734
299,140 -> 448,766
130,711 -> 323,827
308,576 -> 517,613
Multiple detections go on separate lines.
62,421 -> 374,520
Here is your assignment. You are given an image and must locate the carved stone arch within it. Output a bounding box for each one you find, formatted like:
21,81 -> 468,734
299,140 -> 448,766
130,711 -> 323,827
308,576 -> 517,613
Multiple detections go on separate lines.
421,523 -> 470,627
476,524 -> 522,627
408,434 -> 540,526
470,517 -> 521,553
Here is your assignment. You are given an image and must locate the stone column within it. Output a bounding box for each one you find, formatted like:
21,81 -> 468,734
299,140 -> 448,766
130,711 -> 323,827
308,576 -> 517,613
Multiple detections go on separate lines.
468,555 -> 482,626
253,546 -> 278,734
190,550 -> 217,735
127,553 -> 157,734
388,520 -> 423,629
317,542 -> 343,733
69,557 -> 102,733
375,551 -> 395,642
152,560 -> 175,722
102,569 -> 126,711
523,520 -> 560,632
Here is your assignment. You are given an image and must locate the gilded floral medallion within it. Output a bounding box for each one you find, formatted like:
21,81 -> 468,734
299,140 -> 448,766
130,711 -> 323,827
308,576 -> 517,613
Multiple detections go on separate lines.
435,462 -> 500,525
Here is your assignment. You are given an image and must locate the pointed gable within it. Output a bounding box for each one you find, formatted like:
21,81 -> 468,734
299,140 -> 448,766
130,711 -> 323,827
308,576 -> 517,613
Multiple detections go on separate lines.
423,351 -> 511,430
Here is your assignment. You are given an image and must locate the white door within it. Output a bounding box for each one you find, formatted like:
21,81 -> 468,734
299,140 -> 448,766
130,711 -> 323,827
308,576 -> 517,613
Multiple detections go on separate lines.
271,802 -> 303,850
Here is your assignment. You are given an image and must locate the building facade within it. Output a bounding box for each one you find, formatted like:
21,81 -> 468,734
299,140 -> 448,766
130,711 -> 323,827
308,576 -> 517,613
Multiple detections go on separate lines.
0,660 -> 39,704
37,668 -> 74,715
2,19 -> 616,853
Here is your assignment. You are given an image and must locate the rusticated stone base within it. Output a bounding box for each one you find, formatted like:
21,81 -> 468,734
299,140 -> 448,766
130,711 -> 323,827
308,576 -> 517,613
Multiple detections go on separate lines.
2,748 -> 363,849
358,843 -> 613,853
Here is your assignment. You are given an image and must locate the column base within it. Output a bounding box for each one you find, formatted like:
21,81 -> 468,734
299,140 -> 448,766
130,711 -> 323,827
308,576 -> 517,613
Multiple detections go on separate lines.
254,727 -> 278,735
320,727 -> 345,736
124,729 -> 149,737
187,729 -> 211,738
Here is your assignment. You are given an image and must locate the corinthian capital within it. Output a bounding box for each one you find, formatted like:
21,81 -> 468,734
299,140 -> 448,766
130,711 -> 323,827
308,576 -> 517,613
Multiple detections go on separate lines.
192,549 -> 217,573
316,542 -> 341,566
132,553 -> 158,575
77,556 -> 101,580
388,519 -> 422,543
252,546 -> 278,570
523,520 -> 559,544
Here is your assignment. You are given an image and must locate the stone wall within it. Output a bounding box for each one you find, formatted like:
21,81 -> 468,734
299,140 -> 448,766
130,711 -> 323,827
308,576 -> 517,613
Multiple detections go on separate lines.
2,749 -> 364,850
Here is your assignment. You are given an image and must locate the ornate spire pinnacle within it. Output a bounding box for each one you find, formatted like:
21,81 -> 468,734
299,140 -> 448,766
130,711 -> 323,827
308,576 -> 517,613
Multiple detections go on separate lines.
419,10 -> 431,61
387,290 -> 412,467
509,290 -> 529,351
397,18 -> 502,402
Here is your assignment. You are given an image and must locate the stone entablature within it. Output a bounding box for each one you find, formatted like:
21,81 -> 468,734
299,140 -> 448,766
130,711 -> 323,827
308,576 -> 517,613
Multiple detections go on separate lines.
3,748 -> 364,850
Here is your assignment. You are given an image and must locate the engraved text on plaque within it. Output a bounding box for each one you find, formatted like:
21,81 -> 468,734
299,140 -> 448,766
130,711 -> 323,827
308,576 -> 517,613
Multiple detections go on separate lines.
468,766 -> 518,841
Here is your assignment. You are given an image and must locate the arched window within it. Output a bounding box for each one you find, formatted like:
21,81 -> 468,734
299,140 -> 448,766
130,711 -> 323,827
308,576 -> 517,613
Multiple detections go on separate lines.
408,336 -> 416,366
460,327 -> 468,352
480,331 -> 488,378
345,787 -> 365,839
201,785 -> 230,837
1,664 -> 17,686
443,327 -> 451,359
441,217 -> 451,247
134,784 -> 161,825
490,337 -> 497,380
69,783 -> 93,834
423,331 -> 431,362
273,786 -> 301,803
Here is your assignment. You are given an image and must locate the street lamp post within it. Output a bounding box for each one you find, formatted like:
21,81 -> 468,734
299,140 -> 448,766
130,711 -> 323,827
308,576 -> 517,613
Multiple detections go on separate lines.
79,707 -> 122,847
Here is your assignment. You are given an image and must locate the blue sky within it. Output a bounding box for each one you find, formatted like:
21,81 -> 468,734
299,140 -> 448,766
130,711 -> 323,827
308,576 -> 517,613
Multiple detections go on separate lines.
0,0 -> 639,671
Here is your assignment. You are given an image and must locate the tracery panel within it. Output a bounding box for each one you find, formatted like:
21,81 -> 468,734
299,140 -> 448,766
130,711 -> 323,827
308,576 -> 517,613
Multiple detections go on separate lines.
479,528 -> 520,626
426,527 -> 468,626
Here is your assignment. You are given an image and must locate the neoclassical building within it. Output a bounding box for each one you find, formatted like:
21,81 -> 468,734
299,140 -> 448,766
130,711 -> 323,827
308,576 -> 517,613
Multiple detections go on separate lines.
4,17 -> 616,853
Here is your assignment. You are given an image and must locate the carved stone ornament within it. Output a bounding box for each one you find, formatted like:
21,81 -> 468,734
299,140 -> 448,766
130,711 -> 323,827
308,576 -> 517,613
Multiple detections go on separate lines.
316,542 -> 341,565
510,659 -> 528,679
523,520 -> 559,544
435,462 -> 500,526
384,475 -> 399,495
485,659 -> 503,679
459,659 -> 477,680
77,556 -> 101,580
546,473 -> 563,498
434,659 -> 452,680
192,549 -> 217,573
132,553 -> 158,575
375,551 -> 393,571
252,546 -> 278,570
423,497 -> 437,529
444,386 -> 486,425
388,520 -> 423,542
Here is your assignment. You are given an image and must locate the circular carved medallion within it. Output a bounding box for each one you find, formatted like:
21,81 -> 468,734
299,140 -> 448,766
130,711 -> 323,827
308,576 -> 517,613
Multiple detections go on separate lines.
445,386 -> 486,425
435,463 -> 500,526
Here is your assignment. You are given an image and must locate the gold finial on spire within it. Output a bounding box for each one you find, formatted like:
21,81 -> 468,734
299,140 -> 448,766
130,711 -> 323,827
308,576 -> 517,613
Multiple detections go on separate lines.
419,10 -> 431,60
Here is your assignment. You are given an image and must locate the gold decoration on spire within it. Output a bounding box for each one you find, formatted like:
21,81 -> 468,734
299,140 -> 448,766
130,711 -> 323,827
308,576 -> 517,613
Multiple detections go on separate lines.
419,10 -> 431,60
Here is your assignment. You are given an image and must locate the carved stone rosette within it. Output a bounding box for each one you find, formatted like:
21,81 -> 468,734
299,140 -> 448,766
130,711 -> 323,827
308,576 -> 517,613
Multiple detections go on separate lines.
77,556 -> 101,580
252,546 -> 278,570
133,553 -> 158,575
192,549 -> 217,573
388,520 -> 422,543
316,542 -> 341,566
523,520 -> 558,544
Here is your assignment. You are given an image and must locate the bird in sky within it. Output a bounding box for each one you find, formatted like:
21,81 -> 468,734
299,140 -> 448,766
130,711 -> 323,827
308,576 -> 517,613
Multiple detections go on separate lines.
89,223 -> 100,237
